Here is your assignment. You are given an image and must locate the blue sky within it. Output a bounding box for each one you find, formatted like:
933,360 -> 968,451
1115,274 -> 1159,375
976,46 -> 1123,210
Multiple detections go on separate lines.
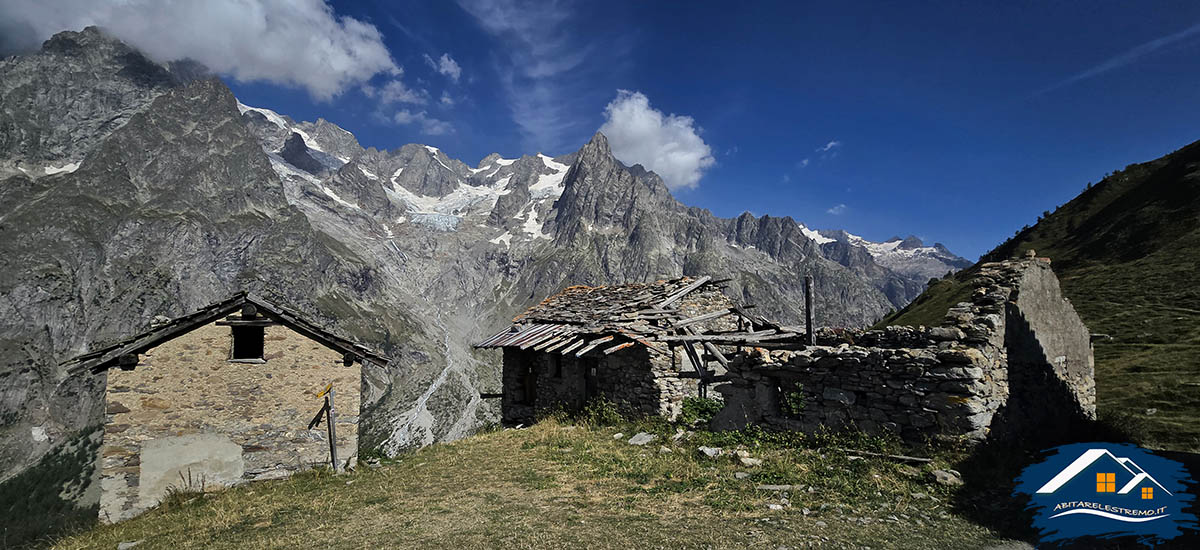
7,1 -> 1200,260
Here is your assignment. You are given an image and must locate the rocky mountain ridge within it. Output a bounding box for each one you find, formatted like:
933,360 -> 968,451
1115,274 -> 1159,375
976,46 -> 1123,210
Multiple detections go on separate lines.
0,28 -> 969,484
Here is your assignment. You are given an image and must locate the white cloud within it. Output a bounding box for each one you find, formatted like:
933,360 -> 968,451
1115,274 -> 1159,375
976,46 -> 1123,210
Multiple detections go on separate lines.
599,90 -> 715,190
1037,21 -> 1200,96
798,158 -> 810,168
0,0 -> 398,101
457,0 -> 615,152
826,203 -> 847,215
424,53 -> 462,82
816,140 -> 841,153
363,78 -> 428,104
440,92 -> 455,106
393,109 -> 453,135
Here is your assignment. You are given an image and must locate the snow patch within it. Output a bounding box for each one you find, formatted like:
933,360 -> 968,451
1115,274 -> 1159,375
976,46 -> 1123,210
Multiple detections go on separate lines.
320,185 -> 361,210
800,225 -> 834,245
539,153 -> 569,172
494,157 -> 516,166
490,232 -> 513,247
522,206 -> 549,239
43,162 -> 80,175
358,165 -> 379,180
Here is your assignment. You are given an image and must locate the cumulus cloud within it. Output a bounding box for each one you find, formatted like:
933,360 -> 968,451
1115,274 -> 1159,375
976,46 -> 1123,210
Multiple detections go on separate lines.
424,53 -> 462,82
826,204 -> 847,215
599,90 -> 716,190
0,0 -> 398,101
394,110 -> 453,135
363,78 -> 428,104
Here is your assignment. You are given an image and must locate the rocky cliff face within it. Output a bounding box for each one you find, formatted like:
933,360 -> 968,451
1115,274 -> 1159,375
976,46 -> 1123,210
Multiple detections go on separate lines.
0,28 -> 968,481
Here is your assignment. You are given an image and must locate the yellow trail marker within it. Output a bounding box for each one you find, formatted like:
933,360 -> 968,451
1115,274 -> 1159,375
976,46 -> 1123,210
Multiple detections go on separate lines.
317,382 -> 333,398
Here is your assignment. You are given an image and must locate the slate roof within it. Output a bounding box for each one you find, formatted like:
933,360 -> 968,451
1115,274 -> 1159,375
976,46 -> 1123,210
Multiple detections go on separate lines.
475,275 -> 807,375
62,292 -> 389,374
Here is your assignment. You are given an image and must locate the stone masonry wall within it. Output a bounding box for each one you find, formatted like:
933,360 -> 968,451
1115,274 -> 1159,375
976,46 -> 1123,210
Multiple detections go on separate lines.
99,322 -> 360,523
713,258 -> 1095,444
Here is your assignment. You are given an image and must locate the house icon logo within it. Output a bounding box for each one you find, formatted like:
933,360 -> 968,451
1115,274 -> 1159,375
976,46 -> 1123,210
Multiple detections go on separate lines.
1014,442 -> 1197,544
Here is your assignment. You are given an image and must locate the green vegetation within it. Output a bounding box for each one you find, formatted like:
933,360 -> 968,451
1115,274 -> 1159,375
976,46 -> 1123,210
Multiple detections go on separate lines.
53,418 -> 1026,550
880,139 -> 1200,451
0,428 -> 101,549
677,396 -> 723,426
782,384 -> 807,417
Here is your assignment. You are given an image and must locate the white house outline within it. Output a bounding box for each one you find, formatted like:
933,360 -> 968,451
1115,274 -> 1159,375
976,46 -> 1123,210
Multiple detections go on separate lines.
1036,449 -> 1173,496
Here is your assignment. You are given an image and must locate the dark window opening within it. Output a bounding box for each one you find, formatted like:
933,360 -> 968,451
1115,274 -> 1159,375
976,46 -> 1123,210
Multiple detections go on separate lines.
521,363 -> 537,404
231,326 -> 265,360
553,355 -> 563,378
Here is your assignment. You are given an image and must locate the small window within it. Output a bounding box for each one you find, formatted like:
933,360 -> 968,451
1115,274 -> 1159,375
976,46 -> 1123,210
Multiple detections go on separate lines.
231,326 -> 265,361
1142,487 -> 1154,500
553,355 -> 563,378
1096,472 -> 1115,493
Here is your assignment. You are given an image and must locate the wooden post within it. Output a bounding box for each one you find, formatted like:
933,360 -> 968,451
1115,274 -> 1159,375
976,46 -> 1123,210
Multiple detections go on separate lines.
326,389 -> 339,472
804,274 -> 815,345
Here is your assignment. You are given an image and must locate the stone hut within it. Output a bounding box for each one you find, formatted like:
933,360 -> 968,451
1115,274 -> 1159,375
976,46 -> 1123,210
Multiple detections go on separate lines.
475,276 -> 796,424
62,292 -> 388,523
712,257 -> 1096,444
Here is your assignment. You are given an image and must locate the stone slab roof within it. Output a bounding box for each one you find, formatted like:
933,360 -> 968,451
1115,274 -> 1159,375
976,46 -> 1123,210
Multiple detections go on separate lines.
62,292 -> 389,374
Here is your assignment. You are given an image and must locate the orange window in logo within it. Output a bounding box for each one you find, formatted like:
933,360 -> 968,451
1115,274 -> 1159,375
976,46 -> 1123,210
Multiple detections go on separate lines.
1096,473 -> 1116,493
1142,487 -> 1154,499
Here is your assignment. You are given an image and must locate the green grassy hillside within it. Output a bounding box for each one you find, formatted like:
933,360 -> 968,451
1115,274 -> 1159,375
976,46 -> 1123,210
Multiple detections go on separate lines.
51,417 -> 1023,550
880,139 -> 1200,451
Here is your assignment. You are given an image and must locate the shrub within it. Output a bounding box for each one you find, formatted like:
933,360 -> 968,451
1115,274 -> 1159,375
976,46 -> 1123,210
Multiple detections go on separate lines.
677,397 -> 723,427
782,384 -> 806,417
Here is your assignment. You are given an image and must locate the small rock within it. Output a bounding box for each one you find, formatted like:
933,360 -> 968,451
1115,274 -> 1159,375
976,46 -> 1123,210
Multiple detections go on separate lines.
933,469 -> 963,487
814,520 -> 828,528
767,503 -> 784,511
627,432 -> 657,446
365,458 -> 382,469
756,484 -> 795,491
734,449 -> 752,459
612,432 -> 624,440
734,471 -> 751,480
117,542 -> 143,550
910,492 -> 928,499
802,508 -> 811,515
739,457 -> 764,467
698,446 -> 723,459
658,446 -> 673,454
1146,408 -> 1158,416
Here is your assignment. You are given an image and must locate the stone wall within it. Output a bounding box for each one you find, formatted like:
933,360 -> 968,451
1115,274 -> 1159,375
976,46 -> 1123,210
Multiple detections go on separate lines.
99,321 -> 360,522
713,258 -> 1095,444
499,286 -> 733,424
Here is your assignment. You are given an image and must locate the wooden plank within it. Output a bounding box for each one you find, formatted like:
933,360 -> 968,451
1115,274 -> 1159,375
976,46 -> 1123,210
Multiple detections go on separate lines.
672,308 -> 734,329
532,335 -> 569,351
833,448 -> 932,464
543,335 -> 578,353
681,339 -> 708,379
558,338 -> 587,355
603,341 -> 636,355
655,275 -> 712,309
575,336 -> 615,357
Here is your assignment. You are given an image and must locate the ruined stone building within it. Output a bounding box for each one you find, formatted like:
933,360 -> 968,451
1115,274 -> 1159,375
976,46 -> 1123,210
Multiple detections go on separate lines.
480,258 -> 1095,446
712,257 -> 1096,444
476,276 -> 764,424
62,292 -> 387,523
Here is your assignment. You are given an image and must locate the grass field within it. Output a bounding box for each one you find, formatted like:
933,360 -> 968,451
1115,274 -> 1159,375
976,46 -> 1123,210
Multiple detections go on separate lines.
50,415 -> 1027,550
